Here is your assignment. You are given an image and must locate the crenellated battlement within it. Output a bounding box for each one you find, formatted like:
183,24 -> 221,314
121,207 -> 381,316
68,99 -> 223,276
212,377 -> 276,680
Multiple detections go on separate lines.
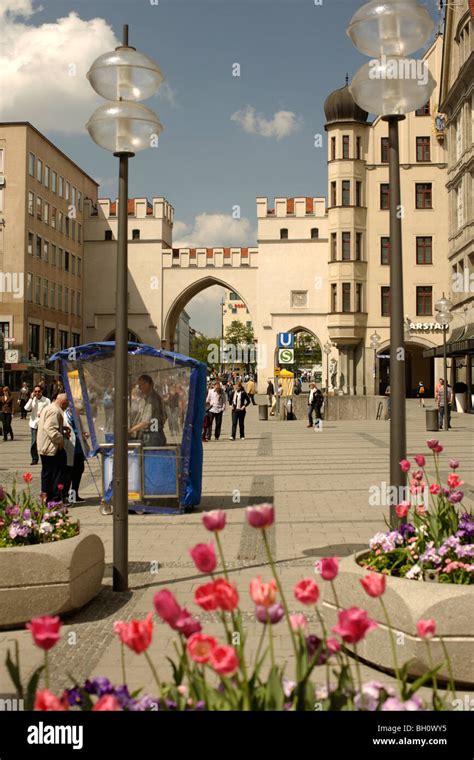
84,197 -> 174,224
256,196 -> 327,218
162,246 -> 258,268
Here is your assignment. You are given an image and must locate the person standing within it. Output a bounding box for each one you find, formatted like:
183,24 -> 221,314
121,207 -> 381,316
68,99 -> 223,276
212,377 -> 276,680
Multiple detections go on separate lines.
1,387 -> 14,441
205,380 -> 227,440
129,374 -> 167,446
37,393 -> 69,502
307,383 -> 317,427
102,386 -> 114,433
437,379 -> 452,429
19,382 -> 30,419
63,406 -> 86,503
230,381 -> 250,440
385,384 -> 391,421
24,385 -> 51,464
245,376 -> 256,405
417,380 -> 426,408
266,379 -> 275,414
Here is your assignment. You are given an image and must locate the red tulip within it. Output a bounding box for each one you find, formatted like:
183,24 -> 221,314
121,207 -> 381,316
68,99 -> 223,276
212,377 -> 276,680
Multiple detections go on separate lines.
395,501 -> 410,518
187,633 -> 218,663
113,613 -> 153,654
202,510 -> 226,532
245,503 -> 274,529
399,459 -> 411,473
360,573 -> 386,598
332,607 -> 378,643
22,472 -> 33,484
34,689 -> 68,711
174,608 -> 202,638
213,578 -> 239,611
209,645 -> 239,676
294,579 -> 320,605
189,543 -> 217,573
194,582 -> 219,611
426,439 -> 439,450
414,455 -> 426,467
318,557 -> 339,580
27,616 -> 62,650
416,619 -> 436,639
92,695 -> 122,711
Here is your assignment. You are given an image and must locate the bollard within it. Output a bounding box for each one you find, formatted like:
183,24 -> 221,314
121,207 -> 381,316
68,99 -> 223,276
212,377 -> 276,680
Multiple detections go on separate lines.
258,404 -> 268,421
425,408 -> 439,432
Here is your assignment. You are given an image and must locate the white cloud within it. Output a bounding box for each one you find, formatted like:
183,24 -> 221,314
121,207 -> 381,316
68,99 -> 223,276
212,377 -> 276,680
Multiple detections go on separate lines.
231,105 -> 303,140
0,1 -> 175,133
173,213 -> 257,248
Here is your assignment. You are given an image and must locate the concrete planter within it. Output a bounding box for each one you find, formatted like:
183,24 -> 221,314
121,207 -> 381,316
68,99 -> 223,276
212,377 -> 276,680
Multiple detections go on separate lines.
321,552 -> 474,686
0,532 -> 105,630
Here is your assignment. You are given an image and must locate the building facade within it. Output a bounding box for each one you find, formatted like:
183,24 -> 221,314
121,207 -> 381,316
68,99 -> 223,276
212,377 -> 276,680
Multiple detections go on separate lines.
222,289 -> 253,336
0,122 -> 98,387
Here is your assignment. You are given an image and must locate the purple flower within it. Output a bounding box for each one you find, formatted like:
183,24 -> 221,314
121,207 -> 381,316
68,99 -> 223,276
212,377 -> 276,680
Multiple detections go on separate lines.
131,695 -> 160,711
306,635 -> 327,663
382,695 -> 424,711
194,700 -> 205,711
22,509 -> 31,520
255,603 -> 284,625
399,522 -> 415,538
5,505 -> 20,517
84,677 -> 113,696
354,681 -> 395,711
448,491 -> 464,504
165,699 -> 177,710
65,687 -> 84,707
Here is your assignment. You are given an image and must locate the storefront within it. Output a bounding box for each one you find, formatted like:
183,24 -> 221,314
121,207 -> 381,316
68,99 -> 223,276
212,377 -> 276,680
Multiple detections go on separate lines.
423,324 -> 474,414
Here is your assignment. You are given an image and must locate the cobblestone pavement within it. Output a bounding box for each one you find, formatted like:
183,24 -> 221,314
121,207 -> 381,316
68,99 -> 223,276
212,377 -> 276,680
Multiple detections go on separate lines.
0,401 -> 473,703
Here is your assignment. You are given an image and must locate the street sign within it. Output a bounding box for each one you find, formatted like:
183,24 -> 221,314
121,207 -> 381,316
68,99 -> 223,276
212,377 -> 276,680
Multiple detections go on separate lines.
278,348 -> 294,364
277,332 -> 294,349
5,349 -> 19,363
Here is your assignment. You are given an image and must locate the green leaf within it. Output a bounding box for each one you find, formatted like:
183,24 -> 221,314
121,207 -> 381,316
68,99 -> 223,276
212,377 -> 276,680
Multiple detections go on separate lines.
264,666 -> 285,711
406,662 -> 445,698
25,666 -> 45,711
5,643 -> 23,699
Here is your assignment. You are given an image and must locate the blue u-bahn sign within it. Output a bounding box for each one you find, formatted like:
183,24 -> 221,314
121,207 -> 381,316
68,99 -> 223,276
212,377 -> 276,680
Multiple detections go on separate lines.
277,332 -> 294,349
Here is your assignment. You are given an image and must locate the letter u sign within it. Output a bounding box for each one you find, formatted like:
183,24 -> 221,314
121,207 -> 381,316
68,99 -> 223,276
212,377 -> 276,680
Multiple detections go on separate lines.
277,332 -> 294,349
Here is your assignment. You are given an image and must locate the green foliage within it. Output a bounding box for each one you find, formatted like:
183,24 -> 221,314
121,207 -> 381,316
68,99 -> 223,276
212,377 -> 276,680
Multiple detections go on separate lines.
189,334 -> 221,368
224,320 -> 254,347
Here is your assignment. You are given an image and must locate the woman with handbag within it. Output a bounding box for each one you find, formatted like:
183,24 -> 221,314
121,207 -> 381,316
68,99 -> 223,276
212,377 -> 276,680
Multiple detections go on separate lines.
1,386 -> 14,441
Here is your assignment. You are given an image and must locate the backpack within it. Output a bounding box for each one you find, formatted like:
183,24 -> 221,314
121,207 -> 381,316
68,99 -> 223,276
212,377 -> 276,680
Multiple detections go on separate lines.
419,384 -> 425,394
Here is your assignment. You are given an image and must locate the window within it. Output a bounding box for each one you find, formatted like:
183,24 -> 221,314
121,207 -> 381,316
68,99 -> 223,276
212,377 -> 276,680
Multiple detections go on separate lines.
356,136 -> 361,160
57,284 -> 62,311
381,237 -> 390,265
65,181 -> 70,202
342,283 -> 351,312
28,323 -> 40,358
355,283 -> 363,312
50,282 -> 55,308
27,231 -> 34,255
342,180 -> 350,206
51,206 -> 56,229
44,166 -> 49,188
246,321 -> 251,328
70,289 -> 75,315
29,152 -> 35,176
51,172 -> 57,193
34,275 -> 41,304
77,258 -> 82,277
342,135 -> 350,159
59,330 -> 68,350
44,327 -> 55,356
65,216 -> 70,237
416,236 -> 432,265
331,181 -> 337,206
77,191 -> 82,211
342,232 -> 351,260
43,240 -> 49,262
36,159 -> 42,182
76,291 -> 81,317
36,196 -> 42,219
28,191 -> 34,215
71,220 -> 76,240
71,254 -> 76,275
58,210 -> 63,232
51,244 -> 56,266
72,332 -> 80,347
35,236 -> 42,258
58,176 -> 63,197
291,291 -> 308,307
280,228 -> 288,240
380,184 -> 390,209
231,307 -> 237,314
415,102 -> 430,116
331,283 -> 337,312
331,136 -> 336,160
58,248 -> 63,269
416,136 -> 431,162
311,228 -> 319,239
43,201 -> 49,224
456,182 -> 464,228
42,278 -> 48,307
27,273 -> 33,302
416,286 -> 432,316
381,286 -> 391,316
381,137 -> 389,163
356,232 -> 362,260
416,182 -> 432,209
64,251 -> 70,272
105,230 -> 113,241
78,224 -> 82,243
355,181 -> 362,206
331,233 -> 337,261
71,187 -> 76,208
132,229 -> 140,240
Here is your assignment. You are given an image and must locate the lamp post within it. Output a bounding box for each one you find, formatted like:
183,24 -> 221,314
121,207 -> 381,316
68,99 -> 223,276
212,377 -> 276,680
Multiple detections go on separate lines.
86,25 -> 163,591
435,295 -> 453,432
369,331 -> 381,394
323,341 -> 332,393
347,0 -> 435,527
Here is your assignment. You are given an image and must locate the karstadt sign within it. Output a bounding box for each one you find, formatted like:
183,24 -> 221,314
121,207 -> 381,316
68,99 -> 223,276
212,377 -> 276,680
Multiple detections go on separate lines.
409,322 -> 448,331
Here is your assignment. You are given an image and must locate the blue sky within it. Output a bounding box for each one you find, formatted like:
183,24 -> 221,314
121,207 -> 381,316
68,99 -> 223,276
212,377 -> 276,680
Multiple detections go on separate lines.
2,0 -> 439,333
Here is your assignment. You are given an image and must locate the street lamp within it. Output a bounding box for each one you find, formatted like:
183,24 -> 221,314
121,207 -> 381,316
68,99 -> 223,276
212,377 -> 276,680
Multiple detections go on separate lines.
369,331 -> 381,393
86,25 -> 163,592
435,295 -> 453,432
323,341 -> 332,393
347,0 -> 435,527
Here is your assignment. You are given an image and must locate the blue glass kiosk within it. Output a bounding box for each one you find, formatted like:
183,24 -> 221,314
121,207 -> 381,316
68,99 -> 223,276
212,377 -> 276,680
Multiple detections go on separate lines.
49,342 -> 206,514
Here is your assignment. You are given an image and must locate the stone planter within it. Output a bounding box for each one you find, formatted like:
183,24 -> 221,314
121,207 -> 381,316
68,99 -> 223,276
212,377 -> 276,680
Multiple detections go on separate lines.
0,532 -> 105,629
321,551 -> 473,687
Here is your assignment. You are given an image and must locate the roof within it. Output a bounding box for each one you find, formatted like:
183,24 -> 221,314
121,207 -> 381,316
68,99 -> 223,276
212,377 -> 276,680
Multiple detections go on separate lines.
324,85 -> 368,125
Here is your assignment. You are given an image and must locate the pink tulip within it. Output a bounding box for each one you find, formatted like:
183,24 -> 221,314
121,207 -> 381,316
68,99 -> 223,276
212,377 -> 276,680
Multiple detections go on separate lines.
433,444 -> 443,454
326,638 -> 341,654
416,619 -> 436,639
294,579 -> 320,605
209,645 -> 239,676
360,573 -> 386,598
426,439 -> 439,450
153,590 -> 182,626
27,616 -> 62,651
189,543 -> 217,573
429,483 -> 441,495
447,473 -> 463,489
202,510 -> 227,532
332,607 -> 378,643
249,576 -> 277,608
245,503 -> 274,529
194,581 -> 219,611
318,557 -> 339,580
290,613 -> 307,631
113,613 -> 153,654
174,608 -> 202,638
414,455 -> 426,467
34,689 -> 67,711
187,633 -> 218,663
395,501 -> 410,518
92,695 -> 122,711
449,459 -> 459,470
399,459 -> 411,473
213,578 -> 239,611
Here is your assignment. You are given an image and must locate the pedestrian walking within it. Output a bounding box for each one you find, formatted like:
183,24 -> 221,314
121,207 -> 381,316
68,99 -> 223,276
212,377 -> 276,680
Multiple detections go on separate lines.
19,382 -> 30,419
266,378 -> 275,415
385,384 -> 391,421
1,387 -> 14,441
417,380 -> 426,408
205,380 -> 227,440
63,406 -> 86,503
307,384 -> 323,427
24,385 -> 51,464
37,393 -> 69,502
245,376 -> 256,405
230,381 -> 250,440
436,379 -> 452,429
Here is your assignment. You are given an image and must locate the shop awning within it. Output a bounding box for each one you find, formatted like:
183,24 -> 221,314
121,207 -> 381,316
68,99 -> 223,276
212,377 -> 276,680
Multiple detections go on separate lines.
423,323 -> 474,358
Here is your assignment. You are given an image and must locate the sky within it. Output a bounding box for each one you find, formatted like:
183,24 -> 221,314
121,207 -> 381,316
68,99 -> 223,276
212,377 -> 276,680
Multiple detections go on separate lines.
0,0 -> 440,334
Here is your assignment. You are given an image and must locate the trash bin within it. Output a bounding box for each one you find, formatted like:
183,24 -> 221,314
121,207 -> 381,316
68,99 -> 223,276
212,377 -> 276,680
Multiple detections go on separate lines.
258,404 -> 268,421
426,408 -> 439,432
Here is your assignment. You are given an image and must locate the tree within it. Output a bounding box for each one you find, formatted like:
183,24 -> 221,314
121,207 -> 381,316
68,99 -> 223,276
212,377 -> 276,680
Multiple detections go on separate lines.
224,321 -> 254,346
189,334 -> 221,368
293,333 -> 321,369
